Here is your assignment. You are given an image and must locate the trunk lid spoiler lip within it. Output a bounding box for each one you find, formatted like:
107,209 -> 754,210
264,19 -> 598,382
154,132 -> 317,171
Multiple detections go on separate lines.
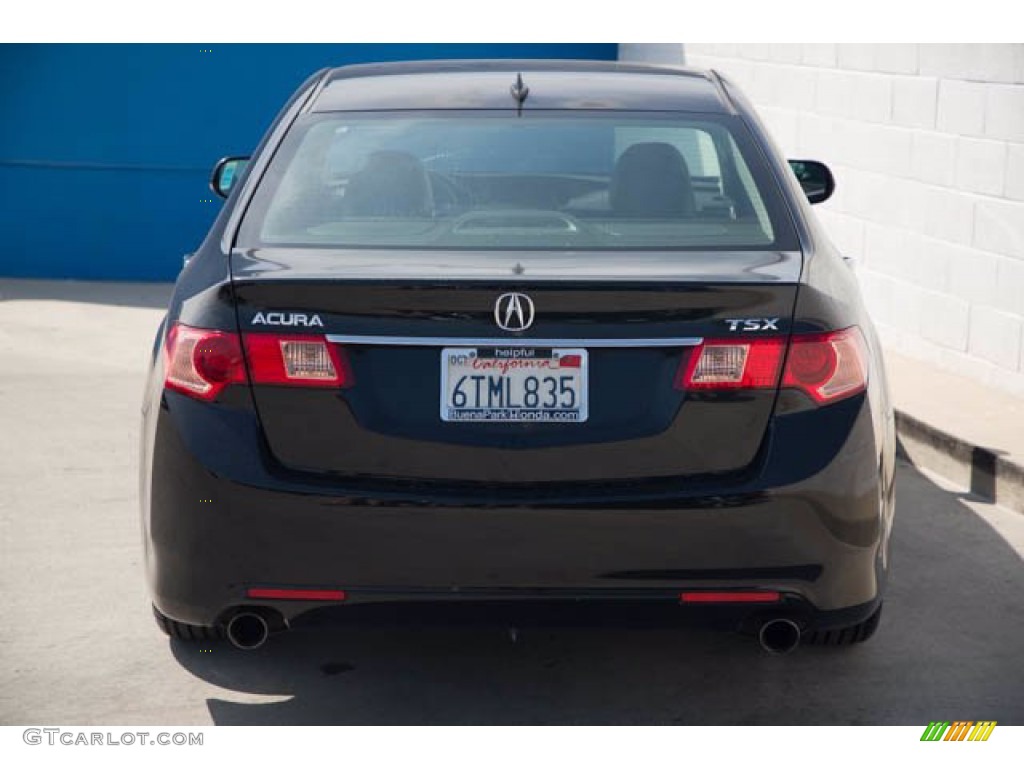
229,248 -> 803,284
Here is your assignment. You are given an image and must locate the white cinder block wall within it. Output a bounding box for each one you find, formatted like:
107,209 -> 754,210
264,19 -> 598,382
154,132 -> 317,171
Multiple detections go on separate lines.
619,44 -> 1024,396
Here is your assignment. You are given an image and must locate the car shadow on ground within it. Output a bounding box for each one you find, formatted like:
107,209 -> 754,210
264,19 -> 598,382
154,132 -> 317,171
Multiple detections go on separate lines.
170,458 -> 1024,725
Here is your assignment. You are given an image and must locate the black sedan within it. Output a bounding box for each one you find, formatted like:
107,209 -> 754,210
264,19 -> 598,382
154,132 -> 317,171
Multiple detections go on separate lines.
141,60 -> 895,654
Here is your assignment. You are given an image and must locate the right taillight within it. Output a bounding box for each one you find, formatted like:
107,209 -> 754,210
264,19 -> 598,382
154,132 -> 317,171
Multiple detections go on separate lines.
676,326 -> 868,406
679,337 -> 786,390
782,327 -> 868,404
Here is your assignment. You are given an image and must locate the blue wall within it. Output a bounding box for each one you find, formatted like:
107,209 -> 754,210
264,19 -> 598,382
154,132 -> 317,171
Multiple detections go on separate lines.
0,44 -> 617,281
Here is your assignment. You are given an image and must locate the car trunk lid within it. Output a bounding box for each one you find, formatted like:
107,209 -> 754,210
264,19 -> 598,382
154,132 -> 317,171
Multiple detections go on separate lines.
231,247 -> 800,484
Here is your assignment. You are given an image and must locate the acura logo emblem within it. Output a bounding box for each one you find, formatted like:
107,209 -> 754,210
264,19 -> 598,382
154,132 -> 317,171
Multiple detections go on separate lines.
494,292 -> 535,332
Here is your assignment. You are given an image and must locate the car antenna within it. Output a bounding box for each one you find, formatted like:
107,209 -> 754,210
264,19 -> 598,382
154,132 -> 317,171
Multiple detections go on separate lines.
510,72 -> 529,116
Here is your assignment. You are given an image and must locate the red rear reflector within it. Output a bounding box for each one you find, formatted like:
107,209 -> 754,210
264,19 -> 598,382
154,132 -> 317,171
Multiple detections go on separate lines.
165,323 -> 246,401
680,591 -> 781,604
243,333 -> 353,388
247,588 -> 347,601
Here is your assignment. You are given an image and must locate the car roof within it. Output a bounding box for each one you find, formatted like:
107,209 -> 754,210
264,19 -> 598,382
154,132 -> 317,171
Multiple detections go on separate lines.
310,59 -> 735,114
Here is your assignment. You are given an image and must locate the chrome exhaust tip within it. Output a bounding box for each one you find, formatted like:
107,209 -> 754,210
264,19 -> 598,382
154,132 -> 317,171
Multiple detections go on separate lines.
758,618 -> 801,654
226,611 -> 270,650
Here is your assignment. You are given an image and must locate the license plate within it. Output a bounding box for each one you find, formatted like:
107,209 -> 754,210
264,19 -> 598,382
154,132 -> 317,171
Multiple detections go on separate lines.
440,347 -> 588,423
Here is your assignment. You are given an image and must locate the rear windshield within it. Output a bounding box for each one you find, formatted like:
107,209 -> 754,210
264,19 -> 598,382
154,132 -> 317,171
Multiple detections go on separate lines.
237,112 -> 797,251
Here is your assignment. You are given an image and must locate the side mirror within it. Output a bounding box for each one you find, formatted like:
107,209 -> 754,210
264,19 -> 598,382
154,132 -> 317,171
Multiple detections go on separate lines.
210,156 -> 250,198
788,159 -> 835,205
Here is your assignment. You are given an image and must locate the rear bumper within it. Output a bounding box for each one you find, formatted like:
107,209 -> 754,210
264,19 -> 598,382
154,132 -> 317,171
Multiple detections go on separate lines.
142,389 -> 895,630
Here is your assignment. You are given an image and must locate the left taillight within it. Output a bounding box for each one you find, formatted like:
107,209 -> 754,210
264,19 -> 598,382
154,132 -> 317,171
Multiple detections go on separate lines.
164,324 -> 355,401
164,323 -> 247,401
243,333 -> 353,388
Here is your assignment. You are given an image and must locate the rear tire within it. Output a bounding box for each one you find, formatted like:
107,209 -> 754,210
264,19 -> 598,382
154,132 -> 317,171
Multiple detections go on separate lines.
803,603 -> 882,646
152,605 -> 223,642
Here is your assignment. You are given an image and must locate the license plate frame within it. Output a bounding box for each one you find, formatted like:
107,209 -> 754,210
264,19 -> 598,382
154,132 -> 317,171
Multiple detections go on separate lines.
440,347 -> 589,423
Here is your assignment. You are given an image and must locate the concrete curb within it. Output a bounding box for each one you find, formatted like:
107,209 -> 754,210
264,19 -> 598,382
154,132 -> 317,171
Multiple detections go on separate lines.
895,410 -> 1024,512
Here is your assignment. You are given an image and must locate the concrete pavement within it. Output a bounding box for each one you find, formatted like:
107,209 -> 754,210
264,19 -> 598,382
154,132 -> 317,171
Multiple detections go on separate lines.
886,350 -> 1024,511
1,278 -> 1022,724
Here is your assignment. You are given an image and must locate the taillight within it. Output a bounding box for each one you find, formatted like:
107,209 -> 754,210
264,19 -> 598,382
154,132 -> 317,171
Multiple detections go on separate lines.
678,338 -> 786,390
781,327 -> 868,404
164,323 -> 246,401
676,327 -> 868,405
243,333 -> 353,388
164,324 -> 354,400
